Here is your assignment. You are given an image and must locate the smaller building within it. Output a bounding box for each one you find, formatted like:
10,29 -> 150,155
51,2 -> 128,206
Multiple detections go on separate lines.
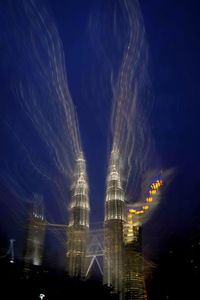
123,205 -> 145,300
24,194 -> 46,272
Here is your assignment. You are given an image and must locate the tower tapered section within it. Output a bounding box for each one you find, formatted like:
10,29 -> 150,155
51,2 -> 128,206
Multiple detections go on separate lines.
67,153 -> 90,278
104,148 -> 125,294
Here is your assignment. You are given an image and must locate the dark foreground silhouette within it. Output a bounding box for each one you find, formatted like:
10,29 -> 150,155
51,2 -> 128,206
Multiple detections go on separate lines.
0,259 -> 118,300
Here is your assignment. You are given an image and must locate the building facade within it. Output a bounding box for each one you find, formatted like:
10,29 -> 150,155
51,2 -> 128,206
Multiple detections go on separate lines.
24,194 -> 46,270
104,148 -> 125,294
66,153 -> 90,278
124,220 -> 145,300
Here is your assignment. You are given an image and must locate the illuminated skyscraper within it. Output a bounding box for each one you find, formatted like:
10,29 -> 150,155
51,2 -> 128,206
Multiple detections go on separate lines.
123,176 -> 164,299
123,209 -> 145,300
24,194 -> 46,270
104,148 -> 125,294
67,153 -> 90,278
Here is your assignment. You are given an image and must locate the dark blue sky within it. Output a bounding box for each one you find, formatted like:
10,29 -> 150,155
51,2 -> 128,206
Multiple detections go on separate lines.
0,0 -> 200,263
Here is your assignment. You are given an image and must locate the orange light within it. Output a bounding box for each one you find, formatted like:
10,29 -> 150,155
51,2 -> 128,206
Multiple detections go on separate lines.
146,197 -> 153,203
143,205 -> 149,210
135,210 -> 144,215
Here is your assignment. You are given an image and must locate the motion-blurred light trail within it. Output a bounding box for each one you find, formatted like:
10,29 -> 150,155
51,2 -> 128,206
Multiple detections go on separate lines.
109,0 -> 152,201
1,1 -> 89,219
18,1 -> 83,179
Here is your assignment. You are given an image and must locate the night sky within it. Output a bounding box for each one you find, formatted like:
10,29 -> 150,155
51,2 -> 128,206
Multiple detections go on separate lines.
0,0 -> 200,272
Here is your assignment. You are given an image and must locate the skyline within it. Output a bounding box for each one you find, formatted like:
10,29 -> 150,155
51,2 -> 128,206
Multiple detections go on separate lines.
0,0 -> 200,271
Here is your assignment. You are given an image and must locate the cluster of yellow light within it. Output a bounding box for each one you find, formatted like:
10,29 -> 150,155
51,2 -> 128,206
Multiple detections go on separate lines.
151,180 -> 163,190
126,178 -> 164,225
126,213 -> 134,240
127,212 -> 134,226
145,178 -> 163,205
128,208 -> 144,216
149,190 -> 156,195
146,197 -> 153,203
129,209 -> 136,213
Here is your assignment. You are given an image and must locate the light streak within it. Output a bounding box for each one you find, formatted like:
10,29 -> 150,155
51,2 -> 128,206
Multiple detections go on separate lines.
1,1 -> 88,228
0,119 -> 71,223
99,0 -> 170,226
99,0 -> 155,206
18,1 -> 83,179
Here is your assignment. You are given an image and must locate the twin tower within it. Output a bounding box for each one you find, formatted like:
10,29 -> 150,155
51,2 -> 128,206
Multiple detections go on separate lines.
23,147 -> 147,300
66,147 -> 145,299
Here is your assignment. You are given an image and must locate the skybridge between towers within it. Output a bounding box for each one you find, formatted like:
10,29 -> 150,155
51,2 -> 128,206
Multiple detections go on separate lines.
45,222 -> 105,279
23,215 -> 105,279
